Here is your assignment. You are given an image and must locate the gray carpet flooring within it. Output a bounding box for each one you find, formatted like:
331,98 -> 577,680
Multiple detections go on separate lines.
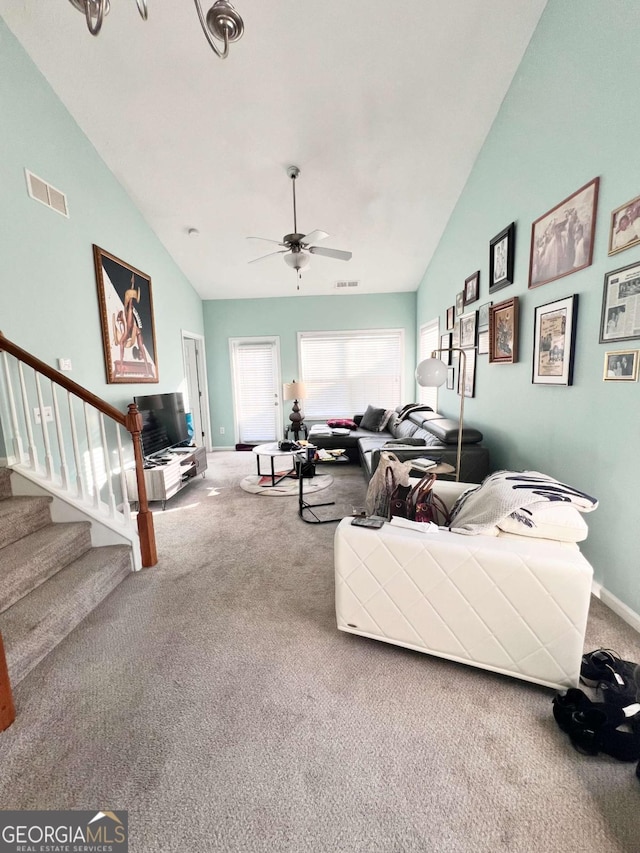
1,451 -> 639,852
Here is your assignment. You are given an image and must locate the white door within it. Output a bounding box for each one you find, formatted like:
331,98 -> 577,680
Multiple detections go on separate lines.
230,337 -> 281,443
181,331 -> 211,449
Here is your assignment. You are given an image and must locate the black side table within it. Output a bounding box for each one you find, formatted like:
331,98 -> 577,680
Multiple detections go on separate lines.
295,455 -> 342,524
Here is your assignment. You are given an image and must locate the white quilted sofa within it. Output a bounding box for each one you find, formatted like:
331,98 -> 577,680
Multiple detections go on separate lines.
334,481 -> 594,690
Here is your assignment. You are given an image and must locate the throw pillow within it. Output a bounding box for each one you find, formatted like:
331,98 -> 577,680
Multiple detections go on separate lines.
360,405 -> 389,432
497,504 -> 588,543
326,418 -> 358,430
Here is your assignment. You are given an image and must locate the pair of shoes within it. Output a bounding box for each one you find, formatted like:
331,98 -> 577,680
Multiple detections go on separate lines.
581,648 -> 639,707
552,688 -> 640,762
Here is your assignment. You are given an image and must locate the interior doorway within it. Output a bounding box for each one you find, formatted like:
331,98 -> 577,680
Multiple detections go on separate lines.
181,331 -> 212,450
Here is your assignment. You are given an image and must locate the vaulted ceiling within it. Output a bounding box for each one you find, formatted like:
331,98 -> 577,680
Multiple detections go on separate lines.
0,1 -> 547,299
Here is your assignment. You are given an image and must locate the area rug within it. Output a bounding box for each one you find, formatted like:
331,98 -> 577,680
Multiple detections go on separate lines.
240,473 -> 333,496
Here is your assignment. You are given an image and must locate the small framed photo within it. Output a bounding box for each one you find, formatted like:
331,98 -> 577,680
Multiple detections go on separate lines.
452,319 -> 460,351
446,367 -> 455,390
489,297 -> 519,364
440,332 -> 452,365
489,223 -> 515,293
459,311 -> 478,349
446,305 -> 455,331
599,260 -> 640,343
478,301 -> 492,330
603,350 -> 639,381
532,294 -> 579,386
464,271 -> 480,305
93,245 -> 159,383
478,330 -> 489,355
457,348 -> 476,398
455,291 -> 465,316
608,193 -> 640,255
529,177 -> 599,288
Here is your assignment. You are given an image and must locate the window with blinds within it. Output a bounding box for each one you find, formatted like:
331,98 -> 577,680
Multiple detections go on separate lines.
418,319 -> 440,410
229,338 -> 280,443
298,329 -> 404,419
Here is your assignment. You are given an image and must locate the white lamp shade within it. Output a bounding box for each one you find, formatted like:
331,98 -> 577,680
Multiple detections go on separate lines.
284,251 -> 311,271
283,381 -> 307,401
415,358 -> 448,387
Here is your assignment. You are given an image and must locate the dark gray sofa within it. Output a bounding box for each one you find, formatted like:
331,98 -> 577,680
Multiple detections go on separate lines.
309,405 -> 490,483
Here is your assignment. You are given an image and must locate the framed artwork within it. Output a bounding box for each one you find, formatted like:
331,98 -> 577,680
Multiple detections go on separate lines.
599,260 -> 640,343
93,246 -> 159,384
489,297 -> 519,364
478,330 -> 489,355
446,305 -> 455,331
464,271 -> 480,305
528,177 -> 599,289
459,311 -> 478,349
608,193 -> 640,255
532,294 -> 578,386
440,332 -> 453,365
455,291 -> 465,316
446,367 -> 455,390
603,350 -> 639,381
478,301 -> 492,330
452,319 -> 461,351
489,222 -> 515,293
457,348 -> 476,398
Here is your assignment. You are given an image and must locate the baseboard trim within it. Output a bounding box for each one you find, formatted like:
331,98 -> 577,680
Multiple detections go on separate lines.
593,582 -> 640,634
211,445 -> 236,452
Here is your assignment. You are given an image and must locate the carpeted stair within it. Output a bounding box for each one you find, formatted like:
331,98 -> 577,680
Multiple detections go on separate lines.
0,467 -> 132,686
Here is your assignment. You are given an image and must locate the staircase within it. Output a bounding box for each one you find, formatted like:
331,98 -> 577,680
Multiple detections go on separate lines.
0,466 -> 132,687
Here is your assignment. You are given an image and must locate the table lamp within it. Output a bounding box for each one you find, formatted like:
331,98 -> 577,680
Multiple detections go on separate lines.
415,349 -> 467,481
282,380 -> 307,440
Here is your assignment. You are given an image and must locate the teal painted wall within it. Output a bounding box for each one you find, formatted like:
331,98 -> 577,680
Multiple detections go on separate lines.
0,18 -> 203,414
416,0 -> 640,612
203,292 -> 417,442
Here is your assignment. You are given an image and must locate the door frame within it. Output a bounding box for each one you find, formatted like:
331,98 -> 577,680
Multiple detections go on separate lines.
181,330 -> 212,451
229,336 -> 282,444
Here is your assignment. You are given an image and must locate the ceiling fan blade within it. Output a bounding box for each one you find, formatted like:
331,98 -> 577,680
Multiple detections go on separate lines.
248,250 -> 288,264
300,229 -> 329,245
246,236 -> 286,246
308,246 -> 352,261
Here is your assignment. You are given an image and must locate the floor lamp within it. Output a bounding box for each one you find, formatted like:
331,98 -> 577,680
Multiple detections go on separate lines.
415,348 -> 467,482
282,380 -> 307,440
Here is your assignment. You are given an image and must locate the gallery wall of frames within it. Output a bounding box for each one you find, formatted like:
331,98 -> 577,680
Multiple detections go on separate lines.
441,177 -> 640,397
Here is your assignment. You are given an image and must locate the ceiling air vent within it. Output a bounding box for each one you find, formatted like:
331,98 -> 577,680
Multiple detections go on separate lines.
25,169 -> 69,218
334,280 -> 360,291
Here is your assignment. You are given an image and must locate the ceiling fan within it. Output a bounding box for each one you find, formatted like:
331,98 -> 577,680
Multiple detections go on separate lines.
248,166 -> 352,279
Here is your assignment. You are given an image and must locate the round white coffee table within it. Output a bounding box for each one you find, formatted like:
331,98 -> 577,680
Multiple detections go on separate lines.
252,442 -> 301,486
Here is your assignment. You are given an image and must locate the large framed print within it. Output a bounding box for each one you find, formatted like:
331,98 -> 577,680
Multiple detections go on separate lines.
489,297 -> 519,364
528,177 -> 599,289
532,295 -> 578,386
599,260 -> 640,343
608,193 -> 640,255
93,245 -> 159,383
489,223 -> 515,293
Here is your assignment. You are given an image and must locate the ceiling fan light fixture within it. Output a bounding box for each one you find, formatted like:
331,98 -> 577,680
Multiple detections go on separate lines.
284,251 -> 311,271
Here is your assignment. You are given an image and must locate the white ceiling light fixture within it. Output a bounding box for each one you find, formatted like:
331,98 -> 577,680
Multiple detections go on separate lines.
67,0 -> 244,59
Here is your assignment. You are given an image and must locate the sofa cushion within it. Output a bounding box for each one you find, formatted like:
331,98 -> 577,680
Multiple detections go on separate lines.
423,418 -> 483,445
497,504 -> 588,543
360,405 -> 391,432
327,418 -> 358,429
383,437 -> 426,447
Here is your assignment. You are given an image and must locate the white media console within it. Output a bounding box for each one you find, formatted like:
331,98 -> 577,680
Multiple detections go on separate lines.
126,445 -> 208,510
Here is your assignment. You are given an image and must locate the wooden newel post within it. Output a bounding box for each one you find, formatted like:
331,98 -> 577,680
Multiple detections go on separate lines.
0,632 -> 16,731
125,403 -> 158,567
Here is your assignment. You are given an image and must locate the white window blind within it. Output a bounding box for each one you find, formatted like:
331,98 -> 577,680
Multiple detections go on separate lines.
418,319 -> 440,410
230,339 -> 279,442
299,329 -> 403,419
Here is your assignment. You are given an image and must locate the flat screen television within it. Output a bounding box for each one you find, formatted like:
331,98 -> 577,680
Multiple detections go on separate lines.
135,392 -> 189,457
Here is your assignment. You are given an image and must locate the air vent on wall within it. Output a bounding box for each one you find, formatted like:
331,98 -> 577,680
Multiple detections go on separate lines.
334,280 -> 359,291
25,169 -> 69,217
